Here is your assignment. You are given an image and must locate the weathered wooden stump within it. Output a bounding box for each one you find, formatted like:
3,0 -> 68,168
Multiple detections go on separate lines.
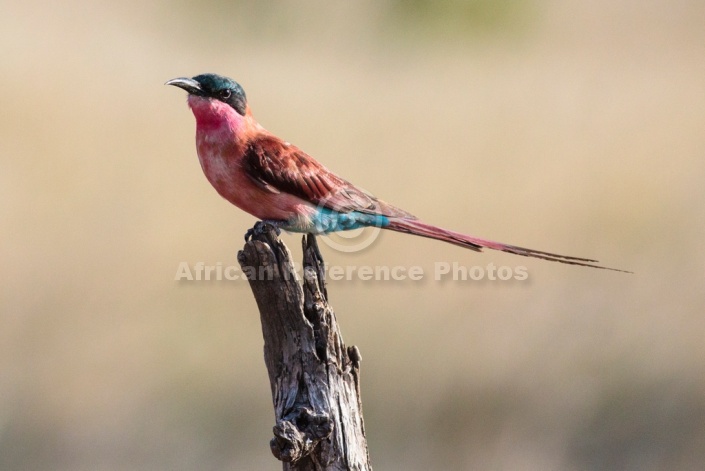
237,225 -> 371,470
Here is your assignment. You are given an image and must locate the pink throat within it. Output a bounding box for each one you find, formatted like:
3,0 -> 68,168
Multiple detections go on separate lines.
187,95 -> 245,134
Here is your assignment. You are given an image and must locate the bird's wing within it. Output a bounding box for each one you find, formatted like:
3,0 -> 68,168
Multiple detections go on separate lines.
242,135 -> 416,219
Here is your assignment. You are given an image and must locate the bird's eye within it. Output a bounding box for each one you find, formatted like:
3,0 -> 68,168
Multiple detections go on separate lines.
219,89 -> 232,100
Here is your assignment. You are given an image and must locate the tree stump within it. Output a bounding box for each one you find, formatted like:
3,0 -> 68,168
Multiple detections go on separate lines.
237,225 -> 371,470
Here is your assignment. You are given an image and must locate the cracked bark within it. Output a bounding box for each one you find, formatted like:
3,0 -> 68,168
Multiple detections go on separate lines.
237,225 -> 371,471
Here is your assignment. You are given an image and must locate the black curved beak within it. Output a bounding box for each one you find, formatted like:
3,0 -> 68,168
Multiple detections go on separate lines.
165,77 -> 204,96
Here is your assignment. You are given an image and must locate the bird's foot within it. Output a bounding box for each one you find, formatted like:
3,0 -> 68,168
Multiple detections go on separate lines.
244,220 -> 283,242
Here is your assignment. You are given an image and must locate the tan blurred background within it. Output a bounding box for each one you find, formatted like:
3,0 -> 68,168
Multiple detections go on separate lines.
2,0 -> 705,469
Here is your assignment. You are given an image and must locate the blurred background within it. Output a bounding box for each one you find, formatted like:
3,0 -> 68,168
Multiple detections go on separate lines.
2,0 -> 705,469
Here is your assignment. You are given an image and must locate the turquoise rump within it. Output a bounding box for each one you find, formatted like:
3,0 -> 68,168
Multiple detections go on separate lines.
289,209 -> 391,234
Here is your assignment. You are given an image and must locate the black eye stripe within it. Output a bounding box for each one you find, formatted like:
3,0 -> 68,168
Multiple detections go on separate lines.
191,74 -> 248,116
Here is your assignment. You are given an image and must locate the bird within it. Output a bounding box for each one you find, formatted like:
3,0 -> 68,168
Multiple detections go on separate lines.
166,73 -> 627,272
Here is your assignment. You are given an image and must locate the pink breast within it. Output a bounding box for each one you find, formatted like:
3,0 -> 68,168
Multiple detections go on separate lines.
196,134 -> 314,222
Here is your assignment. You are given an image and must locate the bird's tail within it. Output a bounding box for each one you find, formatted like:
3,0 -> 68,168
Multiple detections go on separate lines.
386,218 -> 629,272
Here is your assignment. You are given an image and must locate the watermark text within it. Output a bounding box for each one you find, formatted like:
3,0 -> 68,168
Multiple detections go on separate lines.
175,261 -> 528,283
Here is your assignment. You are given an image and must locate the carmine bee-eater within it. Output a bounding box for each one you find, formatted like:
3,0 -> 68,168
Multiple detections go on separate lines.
167,73 -> 626,271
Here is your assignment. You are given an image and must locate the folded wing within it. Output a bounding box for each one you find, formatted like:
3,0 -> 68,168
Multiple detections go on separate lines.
242,135 -> 416,219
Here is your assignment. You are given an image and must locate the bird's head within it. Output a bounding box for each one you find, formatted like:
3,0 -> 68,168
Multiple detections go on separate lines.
166,73 -> 250,130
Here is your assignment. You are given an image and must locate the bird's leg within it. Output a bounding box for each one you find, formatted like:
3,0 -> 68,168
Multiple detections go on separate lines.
244,220 -> 284,242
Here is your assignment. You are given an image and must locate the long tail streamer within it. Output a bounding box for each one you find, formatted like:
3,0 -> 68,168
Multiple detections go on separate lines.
387,219 -> 630,273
